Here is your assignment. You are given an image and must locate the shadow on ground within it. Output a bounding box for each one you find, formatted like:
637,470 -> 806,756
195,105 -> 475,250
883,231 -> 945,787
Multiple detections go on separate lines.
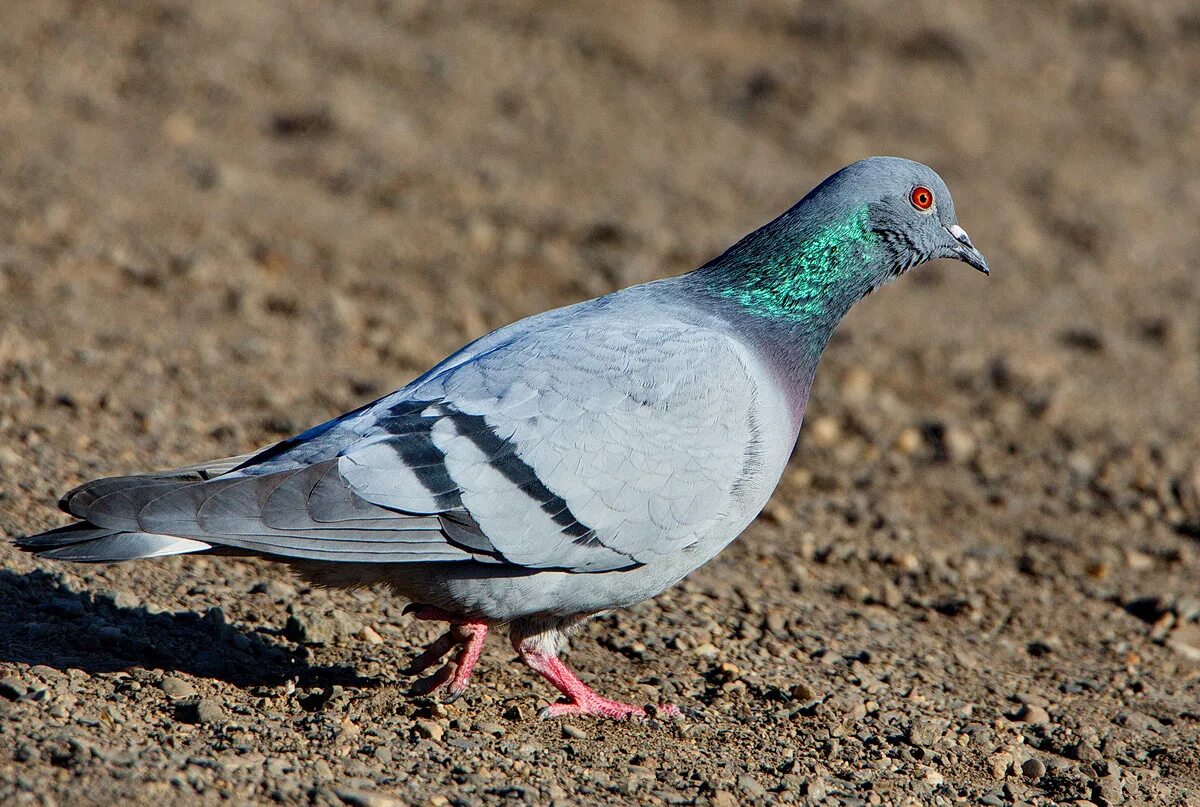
0,569 -> 370,688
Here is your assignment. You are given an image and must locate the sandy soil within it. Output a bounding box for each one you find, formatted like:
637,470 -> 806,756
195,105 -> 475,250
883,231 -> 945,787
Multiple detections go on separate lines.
2,1 -> 1200,804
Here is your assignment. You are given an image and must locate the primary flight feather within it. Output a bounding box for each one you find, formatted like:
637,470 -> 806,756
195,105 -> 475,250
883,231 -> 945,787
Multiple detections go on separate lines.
18,156 -> 988,719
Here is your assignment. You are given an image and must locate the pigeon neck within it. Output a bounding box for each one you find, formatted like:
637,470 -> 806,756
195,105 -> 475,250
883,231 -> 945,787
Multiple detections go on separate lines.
700,204 -> 881,332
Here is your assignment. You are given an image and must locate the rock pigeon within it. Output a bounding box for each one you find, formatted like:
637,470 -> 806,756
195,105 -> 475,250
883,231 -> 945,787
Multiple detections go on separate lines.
17,157 -> 988,719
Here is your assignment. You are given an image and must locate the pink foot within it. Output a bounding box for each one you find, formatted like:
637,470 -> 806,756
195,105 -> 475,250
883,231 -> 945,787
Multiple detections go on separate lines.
404,605 -> 489,700
516,641 -> 680,721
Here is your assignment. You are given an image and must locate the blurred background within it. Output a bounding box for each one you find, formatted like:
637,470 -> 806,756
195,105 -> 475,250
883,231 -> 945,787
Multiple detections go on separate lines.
1,1 -> 1199,804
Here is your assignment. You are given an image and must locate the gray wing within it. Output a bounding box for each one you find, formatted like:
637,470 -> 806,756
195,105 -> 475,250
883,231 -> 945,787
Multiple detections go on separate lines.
336,319 -> 764,571
41,318 -> 765,572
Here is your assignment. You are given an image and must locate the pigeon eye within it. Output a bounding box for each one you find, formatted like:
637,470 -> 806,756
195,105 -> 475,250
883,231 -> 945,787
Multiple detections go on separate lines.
910,186 -> 934,211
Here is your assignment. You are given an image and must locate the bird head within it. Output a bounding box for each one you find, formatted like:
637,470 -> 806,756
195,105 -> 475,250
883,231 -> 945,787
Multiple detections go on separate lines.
700,156 -> 989,328
806,156 -> 990,282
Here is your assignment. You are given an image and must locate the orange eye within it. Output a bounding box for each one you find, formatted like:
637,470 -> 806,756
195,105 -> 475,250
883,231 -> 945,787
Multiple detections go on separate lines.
910,186 -> 934,211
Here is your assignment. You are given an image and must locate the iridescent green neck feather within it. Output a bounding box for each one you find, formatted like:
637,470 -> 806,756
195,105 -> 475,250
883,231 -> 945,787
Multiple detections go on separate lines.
707,205 -> 879,325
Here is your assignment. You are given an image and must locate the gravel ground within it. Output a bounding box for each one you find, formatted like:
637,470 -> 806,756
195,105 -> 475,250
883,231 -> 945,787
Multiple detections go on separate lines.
2,1 -> 1200,804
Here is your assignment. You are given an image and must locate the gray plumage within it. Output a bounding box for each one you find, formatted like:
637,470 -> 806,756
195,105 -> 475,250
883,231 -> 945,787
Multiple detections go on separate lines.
17,157 -> 987,713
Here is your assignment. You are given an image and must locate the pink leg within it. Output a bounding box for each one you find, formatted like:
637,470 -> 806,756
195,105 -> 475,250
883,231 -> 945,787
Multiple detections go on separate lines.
516,640 -> 680,721
404,605 -> 489,700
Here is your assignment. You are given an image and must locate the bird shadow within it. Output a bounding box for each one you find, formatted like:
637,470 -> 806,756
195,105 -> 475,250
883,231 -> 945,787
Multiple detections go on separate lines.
0,568 -> 372,689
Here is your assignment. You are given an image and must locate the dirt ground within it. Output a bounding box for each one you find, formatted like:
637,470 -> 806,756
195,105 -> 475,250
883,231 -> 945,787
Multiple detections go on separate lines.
1,1 -> 1199,804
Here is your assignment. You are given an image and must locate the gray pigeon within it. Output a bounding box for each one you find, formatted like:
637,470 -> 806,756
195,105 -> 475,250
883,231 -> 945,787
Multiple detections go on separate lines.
17,157 -> 988,719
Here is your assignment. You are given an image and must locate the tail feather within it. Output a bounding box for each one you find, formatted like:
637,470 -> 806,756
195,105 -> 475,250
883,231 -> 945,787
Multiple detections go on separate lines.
19,448 -> 474,566
16,522 -> 212,562
58,450 -> 262,517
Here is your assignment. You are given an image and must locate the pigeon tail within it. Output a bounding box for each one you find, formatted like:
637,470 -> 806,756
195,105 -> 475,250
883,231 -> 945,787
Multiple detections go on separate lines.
14,522 -> 213,562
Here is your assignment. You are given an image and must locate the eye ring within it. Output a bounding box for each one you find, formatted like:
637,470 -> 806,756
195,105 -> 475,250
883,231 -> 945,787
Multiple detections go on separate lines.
910,185 -> 934,212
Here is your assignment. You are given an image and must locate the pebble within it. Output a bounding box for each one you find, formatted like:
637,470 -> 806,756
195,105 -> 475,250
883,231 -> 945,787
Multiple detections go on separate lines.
840,366 -> 872,402
943,427 -> 977,463
561,724 -> 587,740
737,774 -> 766,797
414,720 -> 444,742
809,416 -> 841,447
285,607 -> 362,645
195,698 -> 226,725
112,591 -> 141,609
177,698 -> 225,725
251,579 -> 298,601
1021,758 -> 1046,781
0,677 -> 28,701
989,751 -> 1013,779
789,683 -> 818,703
1012,704 -> 1050,725
921,766 -> 945,786
1117,710 -> 1165,734
159,676 -> 197,700
894,426 -> 923,455
711,791 -> 739,807
335,789 -> 403,807
908,718 -> 944,747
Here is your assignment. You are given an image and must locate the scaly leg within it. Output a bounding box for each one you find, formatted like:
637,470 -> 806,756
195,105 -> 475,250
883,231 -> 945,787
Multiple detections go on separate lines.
403,604 -> 489,700
514,634 -> 680,720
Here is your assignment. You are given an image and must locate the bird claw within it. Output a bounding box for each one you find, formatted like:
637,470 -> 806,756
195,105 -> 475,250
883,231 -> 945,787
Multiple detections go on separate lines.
403,618 -> 489,698
538,698 -> 682,721
408,661 -> 455,696
402,631 -> 458,676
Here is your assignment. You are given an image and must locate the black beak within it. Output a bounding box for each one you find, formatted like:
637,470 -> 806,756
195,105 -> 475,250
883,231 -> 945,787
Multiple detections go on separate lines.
946,224 -> 989,275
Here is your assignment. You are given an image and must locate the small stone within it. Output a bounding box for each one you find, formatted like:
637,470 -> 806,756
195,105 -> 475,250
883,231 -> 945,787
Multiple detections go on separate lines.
1021,758 -> 1046,781
1123,549 -> 1153,571
908,718 -> 944,747
693,642 -> 720,657
477,722 -> 505,737
988,751 -> 1012,779
711,790 -> 739,807
920,766 -> 945,786
894,427 -> 923,455
562,724 -> 587,740
414,719 -> 444,741
194,698 -> 225,725
840,366 -> 872,402
1012,703 -> 1050,725
113,591 -> 141,609
358,625 -> 384,645
285,607 -> 361,645
1116,710 -> 1164,734
159,676 -> 197,700
787,467 -> 812,489
177,697 -> 225,725
335,789 -> 403,807
789,682 -> 818,702
809,416 -> 841,447
764,609 -> 788,636
737,774 -> 766,796
0,677 -> 27,700
944,427 -> 977,463
251,579 -> 297,601
1065,741 -> 1101,762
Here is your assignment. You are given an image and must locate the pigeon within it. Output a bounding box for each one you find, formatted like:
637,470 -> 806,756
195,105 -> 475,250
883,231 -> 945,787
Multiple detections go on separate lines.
17,157 -> 988,720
